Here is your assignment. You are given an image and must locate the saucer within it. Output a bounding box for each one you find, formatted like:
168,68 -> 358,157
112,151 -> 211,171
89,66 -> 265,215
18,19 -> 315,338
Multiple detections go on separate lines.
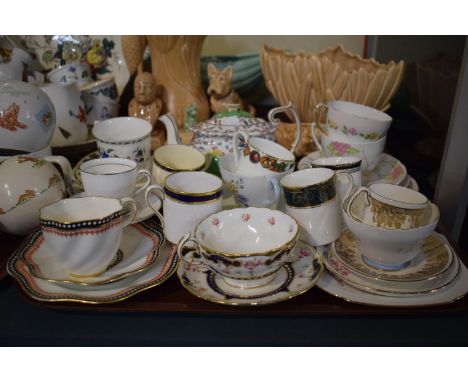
297,152 -> 408,187
23,223 -> 163,286
334,230 -> 453,282
177,241 -> 324,306
323,235 -> 459,295
7,220 -> 179,304
71,191 -> 161,224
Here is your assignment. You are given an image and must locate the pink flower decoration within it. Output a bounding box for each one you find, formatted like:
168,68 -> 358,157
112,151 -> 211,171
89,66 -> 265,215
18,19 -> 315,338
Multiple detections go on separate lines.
243,259 -> 262,270
299,248 -> 311,258
391,165 -> 403,180
331,141 -> 351,155
288,225 -> 294,233
242,213 -> 250,222
212,218 -> 220,226
268,217 -> 275,226
349,128 -> 358,135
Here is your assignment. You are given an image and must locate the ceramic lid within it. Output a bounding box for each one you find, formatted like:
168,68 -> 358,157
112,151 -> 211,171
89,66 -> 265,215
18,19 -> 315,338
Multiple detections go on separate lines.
192,105 -> 276,137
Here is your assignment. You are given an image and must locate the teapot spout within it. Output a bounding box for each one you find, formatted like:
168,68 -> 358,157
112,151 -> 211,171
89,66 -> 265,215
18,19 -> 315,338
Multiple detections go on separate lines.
159,113 -> 181,145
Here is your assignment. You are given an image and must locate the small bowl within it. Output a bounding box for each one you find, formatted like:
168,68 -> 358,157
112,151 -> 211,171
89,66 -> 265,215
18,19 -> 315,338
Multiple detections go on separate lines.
178,207 -> 299,288
47,63 -> 91,84
343,191 -> 439,270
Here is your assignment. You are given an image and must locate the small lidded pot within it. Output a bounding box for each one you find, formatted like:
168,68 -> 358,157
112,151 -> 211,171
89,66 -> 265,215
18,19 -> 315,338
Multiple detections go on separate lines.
177,207 -> 299,289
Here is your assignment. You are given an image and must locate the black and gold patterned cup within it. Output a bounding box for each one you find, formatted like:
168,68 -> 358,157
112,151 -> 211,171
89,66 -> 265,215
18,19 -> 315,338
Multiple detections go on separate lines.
280,168 -> 353,246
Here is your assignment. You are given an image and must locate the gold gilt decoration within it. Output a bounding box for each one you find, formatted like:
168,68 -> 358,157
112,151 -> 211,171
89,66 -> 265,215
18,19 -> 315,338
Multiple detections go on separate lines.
16,156 -> 45,168
17,190 -> 36,205
370,198 -> 425,229
48,174 -> 61,188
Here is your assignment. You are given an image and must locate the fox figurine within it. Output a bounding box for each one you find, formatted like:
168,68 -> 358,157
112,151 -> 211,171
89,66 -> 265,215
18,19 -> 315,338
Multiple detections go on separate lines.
207,63 -> 244,114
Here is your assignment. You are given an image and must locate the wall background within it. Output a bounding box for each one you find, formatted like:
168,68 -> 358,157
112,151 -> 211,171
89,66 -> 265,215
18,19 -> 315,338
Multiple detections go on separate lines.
202,35 -> 364,55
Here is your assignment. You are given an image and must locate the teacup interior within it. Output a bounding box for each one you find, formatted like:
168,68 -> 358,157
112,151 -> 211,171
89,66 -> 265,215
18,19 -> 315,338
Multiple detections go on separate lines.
249,137 -> 294,161
40,197 -> 122,223
154,145 -> 205,170
330,101 -> 392,122
369,183 -> 428,207
81,158 -> 136,175
196,208 -> 298,255
93,117 -> 152,142
281,168 -> 333,188
165,171 -> 222,194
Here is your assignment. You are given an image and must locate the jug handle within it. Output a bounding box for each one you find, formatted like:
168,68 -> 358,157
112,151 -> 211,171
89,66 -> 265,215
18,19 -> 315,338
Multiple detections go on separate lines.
158,114 -> 182,145
268,101 -> 302,154
44,155 -> 74,196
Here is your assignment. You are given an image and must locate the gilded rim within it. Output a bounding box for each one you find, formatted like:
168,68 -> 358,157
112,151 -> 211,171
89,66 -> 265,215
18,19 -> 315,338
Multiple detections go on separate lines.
163,172 -> 223,197
154,157 -> 205,173
248,139 -> 295,163
177,250 -> 324,306
368,184 -> 428,209
281,171 -> 335,191
80,159 -> 137,175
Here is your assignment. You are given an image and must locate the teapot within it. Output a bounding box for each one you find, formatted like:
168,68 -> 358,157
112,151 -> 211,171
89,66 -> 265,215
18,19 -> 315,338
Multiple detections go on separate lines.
158,102 -> 301,172
0,48 -> 32,81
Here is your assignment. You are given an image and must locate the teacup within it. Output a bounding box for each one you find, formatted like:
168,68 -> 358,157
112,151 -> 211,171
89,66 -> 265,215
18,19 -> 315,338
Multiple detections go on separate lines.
80,158 -> 152,199
232,131 -> 295,176
152,144 -> 206,185
311,124 -> 386,170
219,153 -> 291,208
92,117 -> 152,171
344,190 -> 439,270
47,63 -> 91,87
177,207 -> 299,289
347,183 -> 429,230
81,77 -> 119,103
145,171 -> 223,244
280,168 -> 353,246
39,196 -> 139,277
313,100 -> 392,143
300,156 -> 362,186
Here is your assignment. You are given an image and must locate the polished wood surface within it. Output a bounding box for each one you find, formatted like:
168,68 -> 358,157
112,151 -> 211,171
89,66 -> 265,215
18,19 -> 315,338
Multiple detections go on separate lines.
1,219 -> 467,316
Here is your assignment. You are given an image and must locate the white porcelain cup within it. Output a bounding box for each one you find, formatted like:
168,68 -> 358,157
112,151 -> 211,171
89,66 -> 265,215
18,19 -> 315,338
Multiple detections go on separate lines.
152,144 -> 206,185
311,124 -> 386,170
47,63 -> 91,86
232,131 -> 295,176
40,196 -> 139,277
80,158 -> 152,199
280,168 -> 353,246
313,100 -> 392,143
300,156 -> 362,187
219,153 -> 288,208
347,183 -> 429,230
92,117 -> 152,172
145,172 -> 223,244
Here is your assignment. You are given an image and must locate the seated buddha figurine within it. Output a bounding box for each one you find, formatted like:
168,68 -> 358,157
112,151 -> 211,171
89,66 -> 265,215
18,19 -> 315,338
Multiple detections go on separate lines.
128,71 -> 165,150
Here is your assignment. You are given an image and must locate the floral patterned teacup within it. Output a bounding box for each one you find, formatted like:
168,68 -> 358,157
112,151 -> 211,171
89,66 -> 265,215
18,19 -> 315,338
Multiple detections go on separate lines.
47,63 -> 92,88
177,207 -> 299,289
313,101 -> 392,143
311,124 -> 386,170
92,117 -> 152,171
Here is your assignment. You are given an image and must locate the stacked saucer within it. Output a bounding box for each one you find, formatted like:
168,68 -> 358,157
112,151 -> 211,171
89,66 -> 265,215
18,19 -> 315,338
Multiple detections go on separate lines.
321,229 -> 461,299
8,219 -> 179,304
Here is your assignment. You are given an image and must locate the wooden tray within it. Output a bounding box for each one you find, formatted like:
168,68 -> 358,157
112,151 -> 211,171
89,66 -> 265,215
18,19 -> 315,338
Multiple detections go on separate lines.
3,219 -> 468,316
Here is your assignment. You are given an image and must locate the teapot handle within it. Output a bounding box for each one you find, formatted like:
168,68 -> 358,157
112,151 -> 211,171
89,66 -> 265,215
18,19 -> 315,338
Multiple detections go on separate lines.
44,155 -> 74,196
268,101 -> 301,154
158,113 -> 182,145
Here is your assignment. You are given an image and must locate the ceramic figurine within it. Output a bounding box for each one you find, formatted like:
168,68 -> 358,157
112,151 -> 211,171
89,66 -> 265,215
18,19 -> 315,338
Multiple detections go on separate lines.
128,72 -> 164,150
121,35 -> 210,131
207,63 -> 242,114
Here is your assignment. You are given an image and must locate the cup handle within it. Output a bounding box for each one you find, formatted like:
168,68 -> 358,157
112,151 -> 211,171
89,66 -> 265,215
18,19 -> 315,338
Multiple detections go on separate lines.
313,103 -> 328,123
298,162 -> 312,170
232,131 -> 249,170
335,172 -> 354,205
310,123 -> 324,154
120,197 -> 140,227
176,232 -> 205,266
268,101 -> 302,154
144,184 -> 165,228
134,170 -> 152,196
345,187 -> 370,218
44,155 -> 74,196
265,178 -> 281,206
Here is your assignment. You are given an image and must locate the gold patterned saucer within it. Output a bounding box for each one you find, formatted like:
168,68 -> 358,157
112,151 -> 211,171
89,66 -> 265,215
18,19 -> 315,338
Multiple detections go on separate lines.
333,230 -> 453,282
177,241 -> 323,306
